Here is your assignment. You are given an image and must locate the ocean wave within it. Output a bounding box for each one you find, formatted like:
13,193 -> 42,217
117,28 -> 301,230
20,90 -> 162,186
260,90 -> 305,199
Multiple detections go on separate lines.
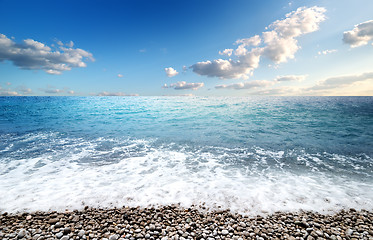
0,132 -> 372,215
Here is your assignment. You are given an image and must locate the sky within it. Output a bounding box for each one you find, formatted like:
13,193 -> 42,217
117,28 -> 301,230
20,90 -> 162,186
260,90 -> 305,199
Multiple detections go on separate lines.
0,0 -> 373,96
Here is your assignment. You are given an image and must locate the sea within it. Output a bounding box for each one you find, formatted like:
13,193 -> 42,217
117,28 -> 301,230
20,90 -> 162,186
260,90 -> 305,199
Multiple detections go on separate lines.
0,96 -> 372,215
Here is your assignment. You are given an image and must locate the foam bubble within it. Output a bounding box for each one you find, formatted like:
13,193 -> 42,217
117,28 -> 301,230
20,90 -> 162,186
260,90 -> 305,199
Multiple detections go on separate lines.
0,134 -> 372,215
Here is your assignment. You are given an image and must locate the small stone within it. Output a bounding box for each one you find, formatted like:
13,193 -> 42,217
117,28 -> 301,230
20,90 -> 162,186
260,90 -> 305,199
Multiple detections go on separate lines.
239,222 -> 246,228
26,215 -> 32,220
109,234 -> 119,240
78,230 -> 85,237
60,236 -> 69,240
17,229 -> 27,239
63,227 -> 71,235
221,230 -> 229,235
346,229 -> 353,236
48,218 -> 59,224
56,232 -> 63,238
55,222 -> 63,228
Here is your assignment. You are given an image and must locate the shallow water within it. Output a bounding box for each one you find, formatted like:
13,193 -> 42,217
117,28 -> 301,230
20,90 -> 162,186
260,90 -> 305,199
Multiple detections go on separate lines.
0,96 -> 372,214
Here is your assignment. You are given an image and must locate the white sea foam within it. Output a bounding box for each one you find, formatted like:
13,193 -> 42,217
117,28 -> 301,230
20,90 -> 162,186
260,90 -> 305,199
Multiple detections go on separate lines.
0,135 -> 372,215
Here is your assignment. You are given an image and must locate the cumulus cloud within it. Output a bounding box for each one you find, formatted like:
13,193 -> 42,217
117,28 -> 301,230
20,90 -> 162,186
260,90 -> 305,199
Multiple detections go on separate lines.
164,67 -> 179,77
68,90 -> 75,94
215,80 -> 274,90
117,74 -> 123,78
0,34 -> 94,75
96,92 -> 139,96
274,74 -> 307,82
190,6 -> 326,79
163,81 -> 204,90
191,49 -> 262,79
343,20 -> 373,47
318,49 -> 337,55
219,49 -> 233,56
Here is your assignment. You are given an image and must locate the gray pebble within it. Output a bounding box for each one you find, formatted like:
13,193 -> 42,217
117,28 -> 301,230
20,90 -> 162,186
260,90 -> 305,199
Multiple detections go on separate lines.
221,230 -> 229,235
55,232 -> 63,238
17,229 -> 27,239
109,234 -> 119,240
78,230 -> 85,237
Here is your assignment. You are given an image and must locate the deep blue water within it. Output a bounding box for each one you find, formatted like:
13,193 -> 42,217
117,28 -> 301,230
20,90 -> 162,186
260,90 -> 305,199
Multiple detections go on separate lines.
0,96 -> 372,214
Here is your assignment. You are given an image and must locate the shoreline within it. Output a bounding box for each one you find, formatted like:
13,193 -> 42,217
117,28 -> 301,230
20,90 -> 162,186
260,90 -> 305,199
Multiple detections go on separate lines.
1,206 -> 372,240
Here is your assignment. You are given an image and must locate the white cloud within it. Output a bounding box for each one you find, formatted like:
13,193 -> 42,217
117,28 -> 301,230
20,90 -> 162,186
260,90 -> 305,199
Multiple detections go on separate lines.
117,74 -> 123,78
139,48 -> 146,53
219,49 -> 233,56
216,80 -> 274,90
308,72 -> 373,91
190,6 -> 326,79
318,49 -> 337,55
164,67 -> 179,77
68,90 -> 75,94
191,48 -> 262,79
6,82 -> 11,86
0,91 -> 21,96
274,74 -> 307,82
215,74 -> 306,90
96,92 -> 139,96
16,86 -> 32,94
0,34 -> 94,75
252,72 -> 373,96
235,35 -> 261,47
44,89 -> 63,94
343,20 -> 373,47
163,81 -> 204,90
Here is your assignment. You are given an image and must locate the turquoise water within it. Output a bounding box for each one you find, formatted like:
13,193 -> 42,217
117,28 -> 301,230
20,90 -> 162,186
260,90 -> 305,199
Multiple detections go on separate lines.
0,96 -> 372,214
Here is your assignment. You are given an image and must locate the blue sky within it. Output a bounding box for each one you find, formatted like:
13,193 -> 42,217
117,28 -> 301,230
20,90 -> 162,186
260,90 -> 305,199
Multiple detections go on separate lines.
0,0 -> 373,96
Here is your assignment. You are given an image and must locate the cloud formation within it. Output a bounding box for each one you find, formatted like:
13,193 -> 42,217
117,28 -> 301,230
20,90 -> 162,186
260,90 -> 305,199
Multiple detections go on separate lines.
251,72 -> 373,96
215,74 -> 306,90
343,20 -> 373,47
163,81 -> 204,90
308,72 -> 373,91
318,49 -> 337,55
96,92 -> 139,96
190,6 -> 326,79
0,91 -> 20,96
117,74 -> 123,78
274,74 -> 307,82
215,80 -> 274,89
219,49 -> 233,56
0,34 -> 94,75
165,67 -> 179,77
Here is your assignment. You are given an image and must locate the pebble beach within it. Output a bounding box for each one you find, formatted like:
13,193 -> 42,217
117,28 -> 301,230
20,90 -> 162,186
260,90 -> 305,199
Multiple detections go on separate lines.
1,206 -> 372,240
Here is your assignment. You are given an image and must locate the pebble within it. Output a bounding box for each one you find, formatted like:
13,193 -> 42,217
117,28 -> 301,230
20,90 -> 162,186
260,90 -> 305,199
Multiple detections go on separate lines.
17,229 -> 27,238
0,207 -> 371,240
55,232 -> 63,238
78,230 -> 85,237
109,234 -> 119,240
221,230 -> 229,235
